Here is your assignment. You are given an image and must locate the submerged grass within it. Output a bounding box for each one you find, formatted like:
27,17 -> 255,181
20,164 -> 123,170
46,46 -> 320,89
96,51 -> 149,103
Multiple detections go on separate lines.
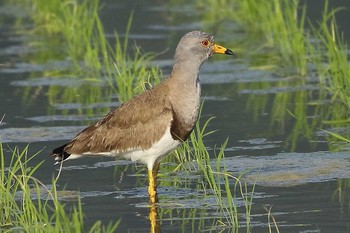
166,107 -> 256,232
245,0 -> 350,147
307,3 -> 350,145
0,142 -> 120,232
314,4 -> 350,112
199,0 -> 350,149
5,2 -> 349,233
14,0 -> 160,114
28,0 -> 106,74
235,0 -> 309,76
6,0 -> 257,231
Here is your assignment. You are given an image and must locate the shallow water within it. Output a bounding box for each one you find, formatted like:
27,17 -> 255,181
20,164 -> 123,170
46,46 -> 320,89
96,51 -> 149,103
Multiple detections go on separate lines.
1,0 -> 350,232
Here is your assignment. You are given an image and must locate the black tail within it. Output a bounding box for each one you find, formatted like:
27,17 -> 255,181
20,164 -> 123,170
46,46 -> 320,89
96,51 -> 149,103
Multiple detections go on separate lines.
51,143 -> 71,165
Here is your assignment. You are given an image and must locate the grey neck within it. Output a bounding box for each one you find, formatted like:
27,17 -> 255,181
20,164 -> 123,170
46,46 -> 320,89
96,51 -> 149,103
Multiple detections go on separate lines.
170,57 -> 203,86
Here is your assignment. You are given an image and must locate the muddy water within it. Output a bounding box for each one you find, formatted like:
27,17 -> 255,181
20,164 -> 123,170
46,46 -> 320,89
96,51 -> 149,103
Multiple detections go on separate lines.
1,0 -> 350,232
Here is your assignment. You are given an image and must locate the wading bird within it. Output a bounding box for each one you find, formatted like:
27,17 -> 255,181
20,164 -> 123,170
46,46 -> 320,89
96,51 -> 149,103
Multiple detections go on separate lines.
51,31 -> 234,204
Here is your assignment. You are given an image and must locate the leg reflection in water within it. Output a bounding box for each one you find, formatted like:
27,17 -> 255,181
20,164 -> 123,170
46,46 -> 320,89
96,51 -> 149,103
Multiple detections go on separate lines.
149,204 -> 161,233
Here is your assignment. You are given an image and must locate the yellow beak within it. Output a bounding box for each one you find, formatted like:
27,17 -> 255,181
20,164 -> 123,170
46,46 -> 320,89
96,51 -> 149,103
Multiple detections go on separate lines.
213,43 -> 235,55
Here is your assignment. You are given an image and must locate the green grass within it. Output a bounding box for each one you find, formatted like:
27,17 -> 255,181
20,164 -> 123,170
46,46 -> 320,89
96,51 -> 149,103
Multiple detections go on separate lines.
196,0 -> 309,76
28,0 -> 105,74
161,106 -> 256,232
314,4 -> 350,111
240,0 -> 350,148
7,0 -> 350,231
0,142 -> 120,232
6,1 -> 258,231
200,0 -> 350,150
192,137 -> 255,232
14,0 -> 161,116
306,3 -> 350,146
237,0 -> 308,76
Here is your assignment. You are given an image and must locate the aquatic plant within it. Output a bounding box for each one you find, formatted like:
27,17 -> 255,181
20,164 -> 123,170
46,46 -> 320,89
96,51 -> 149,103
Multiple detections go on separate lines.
237,0 -> 350,149
7,1 -> 257,231
0,142 -> 120,232
105,24 -> 162,102
13,0 -> 160,115
210,0 -> 350,150
165,107 -> 256,232
315,7 -> 350,113
196,0 -> 309,76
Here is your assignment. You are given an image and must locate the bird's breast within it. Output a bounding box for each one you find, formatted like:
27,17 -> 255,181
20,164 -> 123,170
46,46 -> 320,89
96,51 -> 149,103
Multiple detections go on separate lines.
170,82 -> 201,141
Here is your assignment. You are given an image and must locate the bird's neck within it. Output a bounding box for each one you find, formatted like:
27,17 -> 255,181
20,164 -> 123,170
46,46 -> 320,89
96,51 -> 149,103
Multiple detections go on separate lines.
170,58 -> 202,86
167,58 -> 202,131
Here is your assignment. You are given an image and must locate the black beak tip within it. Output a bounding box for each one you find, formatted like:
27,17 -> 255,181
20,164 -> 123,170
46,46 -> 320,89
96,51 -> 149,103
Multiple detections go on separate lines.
225,49 -> 236,56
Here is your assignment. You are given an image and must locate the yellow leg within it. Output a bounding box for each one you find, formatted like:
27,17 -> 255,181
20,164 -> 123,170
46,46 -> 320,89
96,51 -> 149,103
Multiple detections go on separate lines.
148,162 -> 160,204
148,162 -> 161,232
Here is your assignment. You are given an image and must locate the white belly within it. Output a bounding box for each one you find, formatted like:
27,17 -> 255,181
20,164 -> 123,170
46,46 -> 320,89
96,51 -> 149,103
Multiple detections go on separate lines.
121,126 -> 181,170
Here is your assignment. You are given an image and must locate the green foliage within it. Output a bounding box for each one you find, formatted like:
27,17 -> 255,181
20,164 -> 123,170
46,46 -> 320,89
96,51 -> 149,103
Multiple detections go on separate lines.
15,0 -> 161,113
0,143 -> 120,232
169,107 -> 255,232
314,4 -> 350,110
221,0 -> 350,148
236,0 -> 308,75
5,0 -> 350,231
28,0 -> 103,73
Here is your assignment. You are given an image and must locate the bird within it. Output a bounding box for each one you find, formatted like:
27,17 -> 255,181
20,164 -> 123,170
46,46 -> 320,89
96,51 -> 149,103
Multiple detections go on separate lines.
51,31 -> 235,204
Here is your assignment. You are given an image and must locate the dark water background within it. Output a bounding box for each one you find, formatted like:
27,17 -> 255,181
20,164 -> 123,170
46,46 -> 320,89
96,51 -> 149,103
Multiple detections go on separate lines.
1,0 -> 350,232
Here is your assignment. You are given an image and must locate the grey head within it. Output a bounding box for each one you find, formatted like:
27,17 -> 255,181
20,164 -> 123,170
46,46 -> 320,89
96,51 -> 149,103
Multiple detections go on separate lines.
173,31 -> 235,70
174,31 -> 214,63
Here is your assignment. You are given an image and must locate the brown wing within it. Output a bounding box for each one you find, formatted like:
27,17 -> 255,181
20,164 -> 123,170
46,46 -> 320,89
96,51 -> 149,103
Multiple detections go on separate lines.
63,82 -> 173,155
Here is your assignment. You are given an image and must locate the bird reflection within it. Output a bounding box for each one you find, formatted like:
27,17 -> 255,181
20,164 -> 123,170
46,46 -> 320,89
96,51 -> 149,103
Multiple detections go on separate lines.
149,203 -> 161,233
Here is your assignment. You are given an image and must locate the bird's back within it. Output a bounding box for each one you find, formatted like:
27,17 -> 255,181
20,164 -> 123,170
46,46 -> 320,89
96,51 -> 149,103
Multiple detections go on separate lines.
52,80 -> 177,162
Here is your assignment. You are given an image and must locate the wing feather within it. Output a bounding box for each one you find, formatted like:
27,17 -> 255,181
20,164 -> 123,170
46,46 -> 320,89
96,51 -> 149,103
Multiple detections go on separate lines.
62,81 -> 173,155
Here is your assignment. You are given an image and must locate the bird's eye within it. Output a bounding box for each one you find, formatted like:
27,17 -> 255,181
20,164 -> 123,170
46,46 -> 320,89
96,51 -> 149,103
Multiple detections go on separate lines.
201,40 -> 210,47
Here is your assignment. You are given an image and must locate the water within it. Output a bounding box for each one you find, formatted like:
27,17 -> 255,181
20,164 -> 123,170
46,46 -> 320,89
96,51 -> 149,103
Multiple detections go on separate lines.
1,0 -> 350,232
